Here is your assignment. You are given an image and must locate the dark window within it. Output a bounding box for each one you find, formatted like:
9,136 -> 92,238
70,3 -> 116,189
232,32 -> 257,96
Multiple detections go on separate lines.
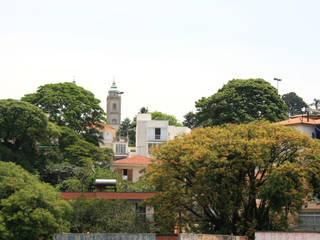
113,103 -> 117,111
122,169 -> 128,180
155,128 -> 161,140
112,119 -> 117,124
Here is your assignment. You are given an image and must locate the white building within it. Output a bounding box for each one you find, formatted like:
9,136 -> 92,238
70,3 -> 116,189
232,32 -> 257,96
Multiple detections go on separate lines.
278,115 -> 320,139
136,113 -> 190,157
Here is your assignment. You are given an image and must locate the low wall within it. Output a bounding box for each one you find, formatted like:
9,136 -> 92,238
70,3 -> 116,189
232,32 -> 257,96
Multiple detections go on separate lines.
53,233 -> 156,240
255,231 -> 320,240
179,233 -> 247,240
53,233 -> 247,240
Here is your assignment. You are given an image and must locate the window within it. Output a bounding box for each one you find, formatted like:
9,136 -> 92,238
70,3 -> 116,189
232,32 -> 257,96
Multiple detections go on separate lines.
116,144 -> 126,154
122,169 -> 128,180
299,212 -> 320,229
155,128 -> 161,140
112,119 -> 117,124
113,103 -> 117,111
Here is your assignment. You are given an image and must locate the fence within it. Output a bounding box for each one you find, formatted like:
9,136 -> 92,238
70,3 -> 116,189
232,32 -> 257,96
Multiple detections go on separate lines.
255,231 -> 320,240
179,233 -> 247,240
53,233 -> 247,240
53,233 -> 156,240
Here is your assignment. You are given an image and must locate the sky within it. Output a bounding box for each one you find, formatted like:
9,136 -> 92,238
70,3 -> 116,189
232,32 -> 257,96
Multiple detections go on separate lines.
1,0 -> 320,122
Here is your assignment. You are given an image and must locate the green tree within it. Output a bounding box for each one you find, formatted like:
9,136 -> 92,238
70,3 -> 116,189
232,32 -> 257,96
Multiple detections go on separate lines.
0,161 -> 71,240
146,121 -> 320,239
69,196 -> 155,233
183,111 -> 197,129
194,79 -> 288,127
282,92 -> 308,116
151,111 -> 182,126
0,99 -> 53,172
22,82 -> 106,145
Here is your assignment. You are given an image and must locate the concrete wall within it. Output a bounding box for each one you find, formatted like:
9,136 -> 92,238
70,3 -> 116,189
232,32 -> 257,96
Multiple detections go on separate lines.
179,233 -> 247,240
54,233 -> 156,240
136,114 -> 169,157
54,234 -> 247,240
167,126 -> 190,140
255,231 -> 320,240
293,125 -> 316,138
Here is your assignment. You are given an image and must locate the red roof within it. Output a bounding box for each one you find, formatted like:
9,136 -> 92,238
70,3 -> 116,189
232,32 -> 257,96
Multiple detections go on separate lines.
61,192 -> 154,200
278,116 -> 320,126
112,155 -> 152,165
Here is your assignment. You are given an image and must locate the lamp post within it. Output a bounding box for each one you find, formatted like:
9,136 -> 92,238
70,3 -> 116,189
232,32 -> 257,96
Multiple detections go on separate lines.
273,78 -> 282,92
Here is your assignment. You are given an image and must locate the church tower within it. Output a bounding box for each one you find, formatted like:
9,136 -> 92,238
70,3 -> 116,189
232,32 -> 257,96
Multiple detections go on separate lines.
106,81 -> 123,131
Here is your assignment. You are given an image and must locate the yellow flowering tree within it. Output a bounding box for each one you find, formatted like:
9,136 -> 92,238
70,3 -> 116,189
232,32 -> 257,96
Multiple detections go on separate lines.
146,121 -> 320,239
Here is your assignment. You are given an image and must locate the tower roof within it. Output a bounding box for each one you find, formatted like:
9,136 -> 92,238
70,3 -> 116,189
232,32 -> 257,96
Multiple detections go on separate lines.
109,80 -> 119,93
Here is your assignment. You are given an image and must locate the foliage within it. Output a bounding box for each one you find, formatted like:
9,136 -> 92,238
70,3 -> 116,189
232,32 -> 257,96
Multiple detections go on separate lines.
0,161 -> 71,240
146,121 -> 320,239
151,111 -> 182,126
139,106 -> 149,113
118,118 -> 135,146
69,196 -> 155,233
22,82 -> 106,145
282,92 -> 308,116
183,111 -> 198,129
0,99 -> 52,172
194,79 -> 288,126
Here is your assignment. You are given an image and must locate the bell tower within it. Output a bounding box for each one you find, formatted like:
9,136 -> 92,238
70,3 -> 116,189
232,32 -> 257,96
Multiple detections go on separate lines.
106,81 -> 123,131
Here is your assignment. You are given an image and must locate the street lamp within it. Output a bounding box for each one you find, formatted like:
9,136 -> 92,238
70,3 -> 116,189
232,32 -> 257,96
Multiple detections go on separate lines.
273,78 -> 282,92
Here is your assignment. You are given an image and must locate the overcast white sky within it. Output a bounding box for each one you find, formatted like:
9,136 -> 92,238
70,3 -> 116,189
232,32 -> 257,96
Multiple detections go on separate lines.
1,0 -> 320,122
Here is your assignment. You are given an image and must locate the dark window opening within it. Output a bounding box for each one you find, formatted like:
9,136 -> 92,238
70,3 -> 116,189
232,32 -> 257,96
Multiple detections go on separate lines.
155,128 -> 161,140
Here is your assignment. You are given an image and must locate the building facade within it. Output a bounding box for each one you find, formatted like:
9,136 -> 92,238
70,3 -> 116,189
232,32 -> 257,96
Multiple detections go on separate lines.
136,113 -> 190,157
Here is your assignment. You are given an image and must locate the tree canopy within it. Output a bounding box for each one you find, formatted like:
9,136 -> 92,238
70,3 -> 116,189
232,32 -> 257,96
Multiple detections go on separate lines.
0,161 -> 71,240
69,196 -> 155,233
0,99 -> 51,171
282,92 -> 308,116
22,82 -> 106,145
194,79 -> 288,127
146,121 -> 320,239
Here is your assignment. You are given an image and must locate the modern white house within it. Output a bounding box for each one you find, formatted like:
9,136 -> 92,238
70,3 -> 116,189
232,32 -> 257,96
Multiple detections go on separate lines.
135,113 -> 190,157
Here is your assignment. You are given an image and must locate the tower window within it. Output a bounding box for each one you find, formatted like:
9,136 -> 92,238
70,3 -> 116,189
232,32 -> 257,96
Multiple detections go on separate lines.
113,103 -> 117,111
112,119 -> 117,124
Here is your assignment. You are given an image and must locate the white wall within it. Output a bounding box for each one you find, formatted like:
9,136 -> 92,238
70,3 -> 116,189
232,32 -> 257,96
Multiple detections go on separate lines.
293,125 -> 316,138
168,126 -> 191,140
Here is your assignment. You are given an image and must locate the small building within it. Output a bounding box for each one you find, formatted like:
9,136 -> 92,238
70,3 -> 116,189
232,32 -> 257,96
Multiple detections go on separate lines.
136,113 -> 190,157
110,155 -> 152,182
278,115 -> 320,139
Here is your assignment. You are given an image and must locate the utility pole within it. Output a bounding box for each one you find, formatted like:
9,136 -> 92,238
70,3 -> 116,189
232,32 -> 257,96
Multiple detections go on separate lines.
273,78 -> 282,92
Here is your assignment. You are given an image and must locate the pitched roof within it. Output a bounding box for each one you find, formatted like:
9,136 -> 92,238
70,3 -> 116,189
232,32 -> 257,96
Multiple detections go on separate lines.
278,116 -> 320,126
112,155 -> 152,166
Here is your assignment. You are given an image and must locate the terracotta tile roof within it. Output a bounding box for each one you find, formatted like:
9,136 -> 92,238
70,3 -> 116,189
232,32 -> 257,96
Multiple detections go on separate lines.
112,155 -> 152,165
61,192 -> 155,200
278,116 -> 320,126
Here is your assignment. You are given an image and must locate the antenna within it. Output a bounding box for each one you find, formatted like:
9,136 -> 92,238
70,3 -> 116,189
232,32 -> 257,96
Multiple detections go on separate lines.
273,78 -> 282,92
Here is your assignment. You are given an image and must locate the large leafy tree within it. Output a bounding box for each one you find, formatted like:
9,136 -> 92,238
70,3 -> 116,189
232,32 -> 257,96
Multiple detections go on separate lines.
22,82 -> 106,145
146,121 -> 320,239
194,79 -> 288,126
0,99 -> 52,172
282,92 -> 308,116
0,161 -> 71,240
